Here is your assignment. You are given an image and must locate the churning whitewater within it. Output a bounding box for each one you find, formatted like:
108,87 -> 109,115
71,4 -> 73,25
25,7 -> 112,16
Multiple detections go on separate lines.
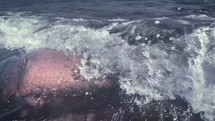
0,11 -> 214,121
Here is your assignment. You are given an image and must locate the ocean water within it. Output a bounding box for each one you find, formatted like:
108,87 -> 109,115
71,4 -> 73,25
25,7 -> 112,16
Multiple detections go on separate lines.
0,0 -> 215,121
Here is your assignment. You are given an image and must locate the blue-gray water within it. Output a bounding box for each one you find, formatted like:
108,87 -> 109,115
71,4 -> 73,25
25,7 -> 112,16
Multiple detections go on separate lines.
0,0 -> 215,121
0,0 -> 215,19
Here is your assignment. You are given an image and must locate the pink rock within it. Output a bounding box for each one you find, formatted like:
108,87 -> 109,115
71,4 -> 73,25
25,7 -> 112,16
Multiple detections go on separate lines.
1,48 -> 115,107
19,49 -> 84,96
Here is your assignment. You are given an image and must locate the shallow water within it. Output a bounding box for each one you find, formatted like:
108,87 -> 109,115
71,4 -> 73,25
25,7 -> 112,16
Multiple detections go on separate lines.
0,0 -> 215,121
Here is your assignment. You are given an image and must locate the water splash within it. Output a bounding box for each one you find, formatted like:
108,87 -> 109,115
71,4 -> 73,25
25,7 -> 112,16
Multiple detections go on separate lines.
0,12 -> 215,120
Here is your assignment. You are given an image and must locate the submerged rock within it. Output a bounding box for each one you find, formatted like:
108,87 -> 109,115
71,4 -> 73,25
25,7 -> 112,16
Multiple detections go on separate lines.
0,48 -> 119,120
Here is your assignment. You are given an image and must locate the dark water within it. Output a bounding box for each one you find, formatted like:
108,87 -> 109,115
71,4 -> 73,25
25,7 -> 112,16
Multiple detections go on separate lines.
0,0 -> 215,121
0,0 -> 215,19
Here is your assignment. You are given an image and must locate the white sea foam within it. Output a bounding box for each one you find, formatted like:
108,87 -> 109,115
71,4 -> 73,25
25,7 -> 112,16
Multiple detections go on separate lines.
184,14 -> 215,21
0,13 -> 215,120
184,27 -> 215,120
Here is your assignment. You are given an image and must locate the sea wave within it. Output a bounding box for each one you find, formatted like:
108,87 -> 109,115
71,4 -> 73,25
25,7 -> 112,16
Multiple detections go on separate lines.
0,12 -> 215,120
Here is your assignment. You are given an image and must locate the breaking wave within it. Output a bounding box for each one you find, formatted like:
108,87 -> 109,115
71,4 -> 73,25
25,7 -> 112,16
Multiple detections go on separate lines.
0,12 -> 215,120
